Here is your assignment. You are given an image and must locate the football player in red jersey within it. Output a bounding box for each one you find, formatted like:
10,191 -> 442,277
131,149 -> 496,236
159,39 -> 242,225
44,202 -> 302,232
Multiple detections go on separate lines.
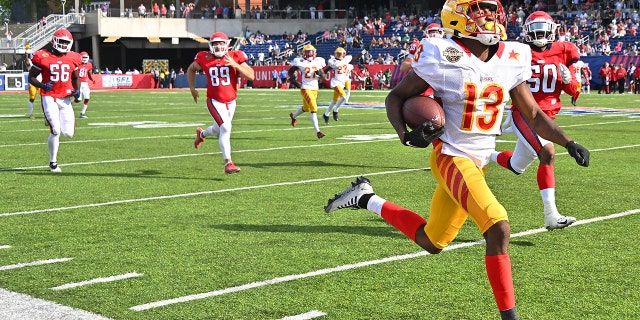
28,28 -> 81,173
76,51 -> 95,118
491,11 -> 581,230
188,32 -> 255,174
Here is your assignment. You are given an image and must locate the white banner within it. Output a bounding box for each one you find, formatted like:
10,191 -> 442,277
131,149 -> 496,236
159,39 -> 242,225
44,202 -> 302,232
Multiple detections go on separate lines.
101,75 -> 133,87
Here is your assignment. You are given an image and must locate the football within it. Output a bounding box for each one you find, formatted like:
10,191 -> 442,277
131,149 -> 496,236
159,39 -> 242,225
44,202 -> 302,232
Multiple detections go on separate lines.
402,96 -> 445,132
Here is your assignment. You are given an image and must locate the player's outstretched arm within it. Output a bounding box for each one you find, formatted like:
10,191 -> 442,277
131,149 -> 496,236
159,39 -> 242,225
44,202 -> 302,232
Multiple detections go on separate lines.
510,82 -> 590,167
186,61 -> 201,103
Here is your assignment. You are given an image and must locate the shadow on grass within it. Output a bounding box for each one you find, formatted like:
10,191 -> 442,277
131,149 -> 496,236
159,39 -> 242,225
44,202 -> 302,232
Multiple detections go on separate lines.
16,169 -> 223,181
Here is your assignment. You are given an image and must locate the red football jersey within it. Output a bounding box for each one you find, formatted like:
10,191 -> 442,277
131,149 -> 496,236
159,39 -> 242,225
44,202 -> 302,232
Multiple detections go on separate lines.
78,62 -> 93,82
525,41 -> 580,118
31,49 -> 81,98
194,50 -> 248,103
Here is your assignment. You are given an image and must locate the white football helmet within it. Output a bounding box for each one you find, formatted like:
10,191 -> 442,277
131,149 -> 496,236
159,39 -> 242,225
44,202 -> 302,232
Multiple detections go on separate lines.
209,32 -> 230,58
523,11 -> 557,48
52,28 -> 73,53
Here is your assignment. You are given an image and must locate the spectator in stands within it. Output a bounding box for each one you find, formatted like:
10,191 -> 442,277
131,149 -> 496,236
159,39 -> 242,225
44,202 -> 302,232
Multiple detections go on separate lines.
153,3 -> 159,18
138,3 -> 146,18
169,3 -> 176,18
161,4 -> 167,17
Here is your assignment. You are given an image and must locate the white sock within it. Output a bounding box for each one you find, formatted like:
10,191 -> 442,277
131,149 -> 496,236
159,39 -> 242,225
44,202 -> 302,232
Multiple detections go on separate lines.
81,104 -> 88,114
334,97 -> 345,112
324,101 -> 336,116
28,101 -> 33,115
310,112 -> 320,132
367,195 -> 385,215
48,133 -> 60,163
292,106 -> 304,118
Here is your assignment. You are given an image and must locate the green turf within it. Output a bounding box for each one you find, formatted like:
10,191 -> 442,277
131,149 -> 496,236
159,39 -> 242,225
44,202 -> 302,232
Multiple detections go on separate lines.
0,89 -> 639,319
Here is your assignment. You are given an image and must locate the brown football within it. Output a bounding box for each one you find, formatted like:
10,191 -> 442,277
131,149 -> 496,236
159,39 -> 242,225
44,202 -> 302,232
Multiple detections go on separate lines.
402,96 -> 446,132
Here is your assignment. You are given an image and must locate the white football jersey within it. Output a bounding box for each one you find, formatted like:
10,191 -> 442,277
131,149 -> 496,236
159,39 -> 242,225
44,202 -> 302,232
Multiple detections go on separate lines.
327,55 -> 353,87
412,37 -> 533,167
292,56 -> 326,90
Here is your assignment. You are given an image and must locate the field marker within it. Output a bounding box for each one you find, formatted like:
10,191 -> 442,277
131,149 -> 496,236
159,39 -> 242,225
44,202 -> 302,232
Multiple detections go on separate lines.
0,288 -> 111,320
0,245 -> 10,249
0,258 -> 73,271
129,209 -> 640,311
280,310 -> 327,320
50,272 -> 143,291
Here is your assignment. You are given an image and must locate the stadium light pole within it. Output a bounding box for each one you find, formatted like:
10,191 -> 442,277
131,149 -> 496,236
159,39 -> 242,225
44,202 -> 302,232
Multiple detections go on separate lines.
62,0 -> 66,15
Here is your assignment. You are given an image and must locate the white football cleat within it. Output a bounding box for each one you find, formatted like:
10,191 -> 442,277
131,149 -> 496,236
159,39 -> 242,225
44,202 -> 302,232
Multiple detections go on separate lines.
324,176 -> 374,213
545,214 -> 576,230
49,162 -> 62,173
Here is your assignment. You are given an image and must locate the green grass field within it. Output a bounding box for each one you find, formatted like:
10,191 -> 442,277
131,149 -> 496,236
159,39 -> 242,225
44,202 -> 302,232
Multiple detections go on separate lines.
1,88 -> 639,319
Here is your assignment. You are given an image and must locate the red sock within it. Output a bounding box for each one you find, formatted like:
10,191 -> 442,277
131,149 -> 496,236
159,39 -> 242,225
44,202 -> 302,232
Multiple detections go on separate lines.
537,165 -> 555,190
496,151 -> 513,169
380,201 -> 426,242
485,254 -> 516,311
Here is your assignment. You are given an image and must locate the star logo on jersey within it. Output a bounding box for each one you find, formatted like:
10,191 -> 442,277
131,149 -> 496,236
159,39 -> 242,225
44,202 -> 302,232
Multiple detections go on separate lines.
508,50 -> 520,61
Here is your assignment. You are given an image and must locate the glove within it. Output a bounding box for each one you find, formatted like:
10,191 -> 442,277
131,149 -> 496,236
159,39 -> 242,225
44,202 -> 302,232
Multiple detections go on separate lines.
71,90 -> 81,100
403,124 -> 445,148
559,63 -> 572,85
42,82 -> 54,92
566,141 -> 590,167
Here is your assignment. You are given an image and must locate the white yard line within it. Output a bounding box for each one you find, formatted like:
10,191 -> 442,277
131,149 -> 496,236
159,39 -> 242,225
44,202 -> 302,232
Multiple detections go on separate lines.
0,245 -> 10,249
280,310 -> 327,320
0,258 -> 73,271
129,209 -> 640,312
50,272 -> 143,291
0,168 -> 421,217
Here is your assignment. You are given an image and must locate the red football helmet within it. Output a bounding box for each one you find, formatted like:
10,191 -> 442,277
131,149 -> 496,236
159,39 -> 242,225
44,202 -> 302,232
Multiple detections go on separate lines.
523,11 -> 557,47
426,23 -> 443,38
52,28 -> 73,53
303,44 -> 316,61
209,32 -> 230,58
80,51 -> 90,63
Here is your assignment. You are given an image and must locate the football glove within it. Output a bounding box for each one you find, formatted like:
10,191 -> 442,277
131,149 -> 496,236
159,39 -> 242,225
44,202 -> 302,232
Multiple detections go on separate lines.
565,141 -> 590,167
42,82 -> 54,92
559,63 -> 572,85
403,124 -> 445,148
71,90 -> 81,100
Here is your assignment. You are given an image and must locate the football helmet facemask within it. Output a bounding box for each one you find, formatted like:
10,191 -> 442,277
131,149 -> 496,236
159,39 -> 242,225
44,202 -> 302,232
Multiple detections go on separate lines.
303,44 -> 316,61
523,11 -> 557,48
80,52 -> 90,63
52,28 -> 74,53
209,32 -> 230,58
441,0 -> 507,46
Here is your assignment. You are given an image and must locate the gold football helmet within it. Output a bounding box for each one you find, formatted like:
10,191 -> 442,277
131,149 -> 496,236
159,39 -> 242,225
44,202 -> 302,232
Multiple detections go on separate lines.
303,44 -> 316,61
334,47 -> 346,60
441,0 -> 507,45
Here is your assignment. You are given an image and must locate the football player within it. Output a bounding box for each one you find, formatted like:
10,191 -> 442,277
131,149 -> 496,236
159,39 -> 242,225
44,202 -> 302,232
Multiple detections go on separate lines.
25,54 -> 39,119
321,47 -> 359,124
325,1 -> 590,320
188,31 -> 255,174
288,44 -> 327,138
77,52 -> 95,118
28,28 -> 81,173
491,11 -> 581,230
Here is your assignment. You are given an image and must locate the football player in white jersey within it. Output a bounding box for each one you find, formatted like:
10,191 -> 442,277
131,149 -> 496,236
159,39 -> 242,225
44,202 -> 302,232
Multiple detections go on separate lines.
322,47 -> 354,124
324,1 -> 590,319
288,44 -> 327,139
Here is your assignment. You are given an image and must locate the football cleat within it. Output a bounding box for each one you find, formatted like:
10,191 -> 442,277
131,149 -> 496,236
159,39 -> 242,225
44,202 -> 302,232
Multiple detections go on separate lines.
79,113 -> 87,118
323,114 -> 329,124
194,127 -> 205,149
49,162 -> 62,173
545,214 -> 576,230
224,161 -> 240,174
29,114 -> 35,119
571,97 -> 577,106
317,131 -> 326,139
289,113 -> 297,127
333,111 -> 339,121
324,176 -> 374,213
